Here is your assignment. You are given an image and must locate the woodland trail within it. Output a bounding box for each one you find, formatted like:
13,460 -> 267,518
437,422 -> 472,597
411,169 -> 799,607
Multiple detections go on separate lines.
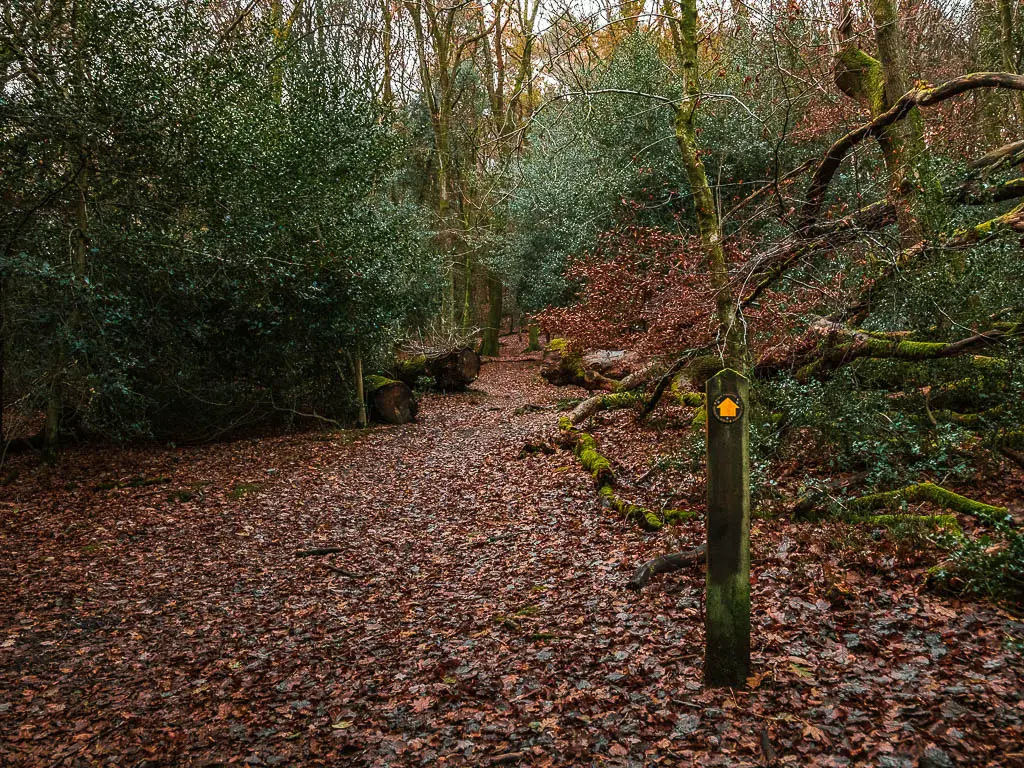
1,342 -> 1023,766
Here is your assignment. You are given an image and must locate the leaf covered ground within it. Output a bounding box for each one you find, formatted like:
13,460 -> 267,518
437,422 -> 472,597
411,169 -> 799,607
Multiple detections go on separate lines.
1,341 -> 1023,767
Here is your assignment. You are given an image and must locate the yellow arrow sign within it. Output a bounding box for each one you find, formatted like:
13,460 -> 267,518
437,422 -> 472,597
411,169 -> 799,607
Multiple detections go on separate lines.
716,397 -> 739,418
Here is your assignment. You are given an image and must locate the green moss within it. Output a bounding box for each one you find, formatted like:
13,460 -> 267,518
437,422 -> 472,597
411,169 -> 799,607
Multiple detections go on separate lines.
558,416 -> 572,432
546,338 -> 570,353
835,46 -> 886,114
365,375 -> 400,394
674,391 -> 706,408
848,482 -> 1010,526
952,205 -> 1024,243
691,406 -> 707,428
599,392 -> 643,410
894,340 -> 949,359
575,433 -> 612,484
664,508 -> 698,524
393,355 -> 427,384
970,355 -> 1008,370
597,483 -> 695,531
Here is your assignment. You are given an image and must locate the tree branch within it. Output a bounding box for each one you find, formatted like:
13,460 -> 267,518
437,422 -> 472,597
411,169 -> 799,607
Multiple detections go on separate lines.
802,72 -> 1024,226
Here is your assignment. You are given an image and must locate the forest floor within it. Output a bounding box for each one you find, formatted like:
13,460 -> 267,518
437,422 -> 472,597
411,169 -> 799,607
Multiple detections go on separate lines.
1,338 -> 1023,768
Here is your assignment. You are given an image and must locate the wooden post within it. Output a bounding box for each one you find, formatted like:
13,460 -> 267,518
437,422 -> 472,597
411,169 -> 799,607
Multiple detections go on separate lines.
354,356 -> 367,427
704,368 -> 751,688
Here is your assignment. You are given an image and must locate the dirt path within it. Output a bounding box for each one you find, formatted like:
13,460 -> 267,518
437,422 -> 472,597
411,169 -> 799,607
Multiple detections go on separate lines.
1,349 -> 1022,766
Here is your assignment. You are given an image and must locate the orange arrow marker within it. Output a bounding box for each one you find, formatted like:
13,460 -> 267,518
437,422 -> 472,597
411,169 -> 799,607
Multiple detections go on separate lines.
716,397 -> 739,418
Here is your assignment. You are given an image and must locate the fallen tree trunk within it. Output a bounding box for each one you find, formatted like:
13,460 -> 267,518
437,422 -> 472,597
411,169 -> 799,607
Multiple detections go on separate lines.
846,482 -> 1011,526
567,391 -> 643,426
627,544 -> 706,591
565,363 -> 665,426
428,347 -> 481,390
366,376 -> 418,424
394,348 -> 481,391
780,321 -> 1020,381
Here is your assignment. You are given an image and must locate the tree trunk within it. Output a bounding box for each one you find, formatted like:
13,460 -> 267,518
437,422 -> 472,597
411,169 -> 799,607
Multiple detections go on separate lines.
366,376 -> 417,424
479,272 -> 502,356
427,348 -> 480,390
525,325 -> 541,352
354,356 -> 367,427
868,0 -> 942,246
997,0 -> 1024,127
667,0 -> 747,369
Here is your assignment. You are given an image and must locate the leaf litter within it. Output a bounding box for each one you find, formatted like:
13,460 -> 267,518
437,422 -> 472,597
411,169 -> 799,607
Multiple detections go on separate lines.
1,339 -> 1021,767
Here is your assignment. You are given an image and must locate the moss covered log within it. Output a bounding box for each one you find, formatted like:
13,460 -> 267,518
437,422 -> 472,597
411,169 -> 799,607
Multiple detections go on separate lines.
393,348 -> 480,391
846,482 -> 1011,526
599,484 -> 697,531
949,200 -> 1024,245
573,431 -> 613,485
559,421 -> 696,531
365,376 -> 418,425
567,391 -> 645,426
393,355 -> 427,386
793,323 -> 1020,381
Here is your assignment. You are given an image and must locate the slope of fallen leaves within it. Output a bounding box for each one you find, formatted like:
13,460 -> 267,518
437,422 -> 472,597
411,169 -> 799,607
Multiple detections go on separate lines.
1,338 -> 1022,768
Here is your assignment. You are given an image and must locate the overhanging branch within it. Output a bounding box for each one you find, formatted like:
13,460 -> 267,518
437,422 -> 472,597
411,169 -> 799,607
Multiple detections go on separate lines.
801,72 -> 1024,226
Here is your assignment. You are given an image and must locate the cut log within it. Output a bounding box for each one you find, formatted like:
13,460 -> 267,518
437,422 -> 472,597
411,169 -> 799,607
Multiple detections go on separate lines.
627,544 -> 707,591
541,339 -> 618,391
365,376 -> 418,424
427,347 -> 480,391
583,349 -> 640,377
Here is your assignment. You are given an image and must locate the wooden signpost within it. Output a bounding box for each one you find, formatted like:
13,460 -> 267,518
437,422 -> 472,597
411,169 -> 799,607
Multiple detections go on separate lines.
704,368 -> 751,688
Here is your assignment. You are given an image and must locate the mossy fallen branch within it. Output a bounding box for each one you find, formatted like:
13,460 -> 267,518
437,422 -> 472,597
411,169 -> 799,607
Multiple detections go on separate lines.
793,323 -> 1020,381
567,391 -> 644,426
846,482 -> 1011,526
559,420 -> 695,531
573,432 -> 613,486
627,544 -> 707,591
598,484 -> 696,531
